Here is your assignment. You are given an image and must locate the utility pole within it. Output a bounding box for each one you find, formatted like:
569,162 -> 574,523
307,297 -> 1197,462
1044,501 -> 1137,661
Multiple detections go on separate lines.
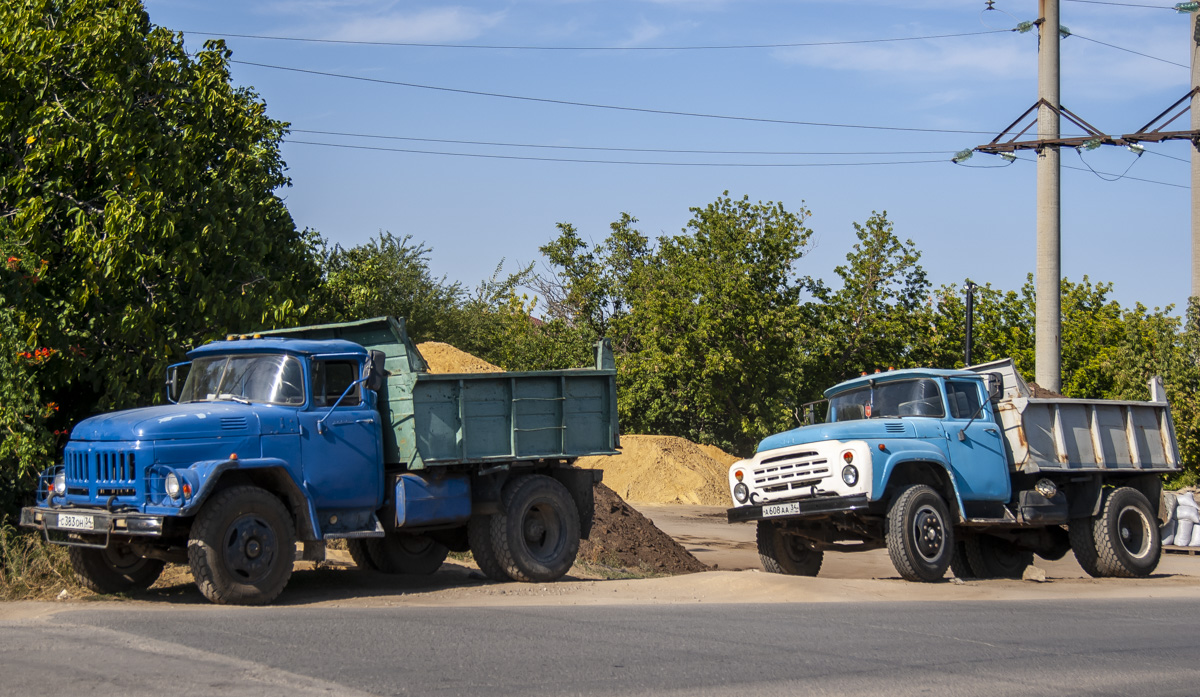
1192,10 -> 1200,300
1036,0 -> 1062,392
964,281 -> 977,367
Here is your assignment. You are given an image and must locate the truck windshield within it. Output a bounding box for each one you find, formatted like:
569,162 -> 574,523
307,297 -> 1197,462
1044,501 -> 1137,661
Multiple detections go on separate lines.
179,354 -> 305,406
828,379 -> 945,421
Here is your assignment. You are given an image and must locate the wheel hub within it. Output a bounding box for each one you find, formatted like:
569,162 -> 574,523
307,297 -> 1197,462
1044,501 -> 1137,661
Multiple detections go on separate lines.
223,514 -> 276,582
913,505 -> 944,561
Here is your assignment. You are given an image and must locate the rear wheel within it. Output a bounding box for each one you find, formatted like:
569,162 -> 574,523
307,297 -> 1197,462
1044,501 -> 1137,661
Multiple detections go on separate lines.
366,533 -> 448,575
950,539 -> 978,580
468,514 -> 511,582
492,474 -> 581,583
347,539 -> 378,571
1093,487 -> 1160,578
68,544 -> 164,594
886,484 -> 953,582
756,521 -> 823,576
1069,516 -> 1103,578
963,534 -> 1033,579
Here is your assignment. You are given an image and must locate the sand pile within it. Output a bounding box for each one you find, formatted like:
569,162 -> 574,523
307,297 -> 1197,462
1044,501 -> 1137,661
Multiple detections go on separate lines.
579,483 -> 708,574
417,342 -> 502,374
577,435 -> 739,506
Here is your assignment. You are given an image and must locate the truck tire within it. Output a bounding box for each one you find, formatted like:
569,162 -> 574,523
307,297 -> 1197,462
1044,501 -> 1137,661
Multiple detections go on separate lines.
492,474 -> 581,583
1068,517 -> 1103,578
347,539 -> 378,571
188,486 -> 296,605
755,521 -> 823,576
885,484 -> 954,582
950,539 -> 978,580
67,544 -> 164,594
1092,487 -> 1160,578
467,514 -> 512,582
366,533 -> 448,575
963,534 -> 1033,579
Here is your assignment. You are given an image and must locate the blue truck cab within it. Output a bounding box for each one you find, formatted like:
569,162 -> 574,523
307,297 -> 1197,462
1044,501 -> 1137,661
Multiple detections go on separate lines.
22,317 -> 620,604
728,361 -> 1179,582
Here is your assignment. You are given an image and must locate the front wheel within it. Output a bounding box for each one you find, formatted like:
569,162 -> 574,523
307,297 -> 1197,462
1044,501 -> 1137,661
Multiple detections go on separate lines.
1093,487 -> 1160,578
755,521 -> 823,576
885,484 -> 953,582
188,486 -> 296,605
68,544 -> 164,594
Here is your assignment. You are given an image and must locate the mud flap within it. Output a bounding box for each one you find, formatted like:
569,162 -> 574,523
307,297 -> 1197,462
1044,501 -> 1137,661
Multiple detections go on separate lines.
551,468 -> 602,540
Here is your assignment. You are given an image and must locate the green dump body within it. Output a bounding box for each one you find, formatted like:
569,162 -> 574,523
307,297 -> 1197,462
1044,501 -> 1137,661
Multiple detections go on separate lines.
257,317 -> 620,470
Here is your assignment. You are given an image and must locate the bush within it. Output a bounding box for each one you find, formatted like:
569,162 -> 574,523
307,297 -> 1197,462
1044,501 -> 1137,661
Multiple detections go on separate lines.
0,524 -> 78,600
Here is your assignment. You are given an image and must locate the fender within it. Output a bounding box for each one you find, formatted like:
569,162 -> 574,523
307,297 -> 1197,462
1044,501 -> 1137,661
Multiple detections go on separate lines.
163,458 -> 321,540
872,440 -> 966,517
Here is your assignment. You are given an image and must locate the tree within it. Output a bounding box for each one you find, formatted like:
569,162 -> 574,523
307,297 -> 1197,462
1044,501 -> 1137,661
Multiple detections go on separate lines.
0,0 -> 321,514
806,212 -> 929,387
319,232 -> 466,343
584,194 -> 813,454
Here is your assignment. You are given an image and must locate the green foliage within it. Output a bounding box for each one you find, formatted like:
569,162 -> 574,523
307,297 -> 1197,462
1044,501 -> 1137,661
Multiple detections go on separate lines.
0,0 -> 320,516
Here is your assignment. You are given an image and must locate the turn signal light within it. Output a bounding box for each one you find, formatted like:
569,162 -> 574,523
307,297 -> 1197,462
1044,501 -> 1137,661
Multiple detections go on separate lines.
842,451 -> 854,464
734,470 -> 744,482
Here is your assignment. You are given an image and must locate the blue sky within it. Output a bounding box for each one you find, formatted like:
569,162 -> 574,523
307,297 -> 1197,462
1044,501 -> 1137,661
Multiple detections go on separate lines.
145,0 -> 1194,312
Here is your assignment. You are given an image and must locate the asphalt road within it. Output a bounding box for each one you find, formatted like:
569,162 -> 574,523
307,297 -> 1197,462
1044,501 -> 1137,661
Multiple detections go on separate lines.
3,598 -> 1198,696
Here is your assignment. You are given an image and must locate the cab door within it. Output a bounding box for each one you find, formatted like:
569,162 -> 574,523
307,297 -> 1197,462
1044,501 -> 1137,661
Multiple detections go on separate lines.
942,379 -> 1010,502
297,357 -> 383,511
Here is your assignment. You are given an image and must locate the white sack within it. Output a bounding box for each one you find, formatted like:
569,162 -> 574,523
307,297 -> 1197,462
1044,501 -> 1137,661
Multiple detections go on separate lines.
1161,519 -> 1176,546
1191,524 -> 1200,548
1176,519 -> 1195,546
1176,506 -> 1200,525
1163,492 -> 1178,522
1179,491 -> 1198,509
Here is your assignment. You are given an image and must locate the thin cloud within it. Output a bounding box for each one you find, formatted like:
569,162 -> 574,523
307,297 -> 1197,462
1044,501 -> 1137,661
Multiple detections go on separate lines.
325,7 -> 505,42
774,37 -> 1033,81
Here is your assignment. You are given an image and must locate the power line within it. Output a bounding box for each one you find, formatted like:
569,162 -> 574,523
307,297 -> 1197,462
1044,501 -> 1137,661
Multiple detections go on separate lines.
290,129 -> 957,156
284,138 -> 950,167
1070,32 -> 1188,68
233,60 -> 1003,135
187,29 -> 1011,51
1145,148 -> 1191,163
1012,154 -> 1185,188
1062,0 -> 1176,8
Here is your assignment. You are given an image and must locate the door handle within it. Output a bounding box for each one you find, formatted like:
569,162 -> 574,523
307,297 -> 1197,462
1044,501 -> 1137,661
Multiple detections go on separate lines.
331,418 -> 374,427
984,428 -> 998,435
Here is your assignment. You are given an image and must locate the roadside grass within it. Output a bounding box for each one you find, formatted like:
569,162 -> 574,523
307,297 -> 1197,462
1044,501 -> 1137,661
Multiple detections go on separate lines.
0,524 -> 80,601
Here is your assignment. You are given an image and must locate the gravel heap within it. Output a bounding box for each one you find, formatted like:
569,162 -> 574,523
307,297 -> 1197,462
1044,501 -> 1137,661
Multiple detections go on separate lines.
579,483 -> 708,574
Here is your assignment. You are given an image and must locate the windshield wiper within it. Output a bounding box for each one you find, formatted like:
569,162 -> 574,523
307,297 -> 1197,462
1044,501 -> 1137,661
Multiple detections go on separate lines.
215,393 -> 250,404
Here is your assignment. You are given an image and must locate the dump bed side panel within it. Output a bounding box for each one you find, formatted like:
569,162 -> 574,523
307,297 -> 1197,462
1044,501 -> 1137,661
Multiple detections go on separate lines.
412,370 -> 620,466
997,396 -> 1179,474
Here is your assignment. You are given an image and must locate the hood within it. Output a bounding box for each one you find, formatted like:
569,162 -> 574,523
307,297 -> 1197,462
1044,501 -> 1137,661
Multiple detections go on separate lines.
757,419 -> 917,453
72,402 -> 261,442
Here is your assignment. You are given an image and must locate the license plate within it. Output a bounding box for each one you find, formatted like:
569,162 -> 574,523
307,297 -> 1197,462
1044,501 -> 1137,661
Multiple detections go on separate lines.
762,502 -> 801,518
57,514 -> 95,531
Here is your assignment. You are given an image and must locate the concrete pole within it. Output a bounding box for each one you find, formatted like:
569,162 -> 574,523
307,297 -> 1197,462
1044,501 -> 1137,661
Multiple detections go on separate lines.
1191,11 -> 1200,302
1036,0 -> 1062,392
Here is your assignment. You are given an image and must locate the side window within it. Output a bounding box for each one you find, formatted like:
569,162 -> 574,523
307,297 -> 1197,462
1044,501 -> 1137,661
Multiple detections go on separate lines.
945,381 -> 983,420
312,360 -> 361,407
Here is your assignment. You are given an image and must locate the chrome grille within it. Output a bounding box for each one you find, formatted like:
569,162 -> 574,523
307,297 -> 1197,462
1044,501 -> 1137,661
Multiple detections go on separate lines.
95,450 -> 137,484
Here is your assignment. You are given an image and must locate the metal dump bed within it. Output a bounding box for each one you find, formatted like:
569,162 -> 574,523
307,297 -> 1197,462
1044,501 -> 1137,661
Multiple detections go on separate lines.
256,317 -> 619,469
968,359 -> 1179,474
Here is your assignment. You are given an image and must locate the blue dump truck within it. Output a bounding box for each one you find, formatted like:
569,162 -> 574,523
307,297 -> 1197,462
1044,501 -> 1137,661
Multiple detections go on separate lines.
21,317 -> 619,604
728,359 -> 1180,582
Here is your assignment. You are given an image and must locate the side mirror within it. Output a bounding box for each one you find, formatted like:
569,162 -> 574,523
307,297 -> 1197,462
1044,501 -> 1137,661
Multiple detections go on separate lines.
365,350 -> 386,392
166,362 -> 191,404
986,372 -> 1004,402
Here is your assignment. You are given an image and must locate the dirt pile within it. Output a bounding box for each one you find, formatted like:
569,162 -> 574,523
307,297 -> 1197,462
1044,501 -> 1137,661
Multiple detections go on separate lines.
577,435 -> 739,506
417,342 -> 502,374
579,483 -> 708,574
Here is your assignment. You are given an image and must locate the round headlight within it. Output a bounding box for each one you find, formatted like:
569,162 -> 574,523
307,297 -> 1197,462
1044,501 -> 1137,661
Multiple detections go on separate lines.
1034,478 -> 1057,499
733,482 -> 750,503
165,472 -> 181,499
53,472 -> 66,496
841,465 -> 859,486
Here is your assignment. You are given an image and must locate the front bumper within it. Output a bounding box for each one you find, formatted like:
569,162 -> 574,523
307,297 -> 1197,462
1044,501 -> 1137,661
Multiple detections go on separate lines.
20,506 -> 166,546
727,494 -> 871,524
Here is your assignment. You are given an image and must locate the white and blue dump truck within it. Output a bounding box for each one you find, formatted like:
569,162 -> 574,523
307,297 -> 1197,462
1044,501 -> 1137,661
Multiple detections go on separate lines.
728,359 -> 1181,582
22,317 -> 619,604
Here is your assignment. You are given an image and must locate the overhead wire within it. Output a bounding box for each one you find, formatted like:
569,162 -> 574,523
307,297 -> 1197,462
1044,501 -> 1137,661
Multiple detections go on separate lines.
1069,32 -> 1188,68
185,29 -> 1011,51
1010,154 -> 1185,188
289,129 -> 957,156
1062,0 -> 1177,9
283,138 -> 951,167
233,60 -> 1004,135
